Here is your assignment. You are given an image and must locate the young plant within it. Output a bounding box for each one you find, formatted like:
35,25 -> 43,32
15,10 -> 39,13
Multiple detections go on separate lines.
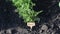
12,0 -> 42,23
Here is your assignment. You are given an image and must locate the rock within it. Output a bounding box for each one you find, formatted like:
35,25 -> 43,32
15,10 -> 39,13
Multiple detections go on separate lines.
41,25 -> 48,31
6,29 -> 12,34
0,30 -> 5,34
39,24 -> 48,34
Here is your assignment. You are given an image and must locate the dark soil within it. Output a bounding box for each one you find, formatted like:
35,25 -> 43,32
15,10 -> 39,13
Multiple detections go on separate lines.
0,0 -> 60,34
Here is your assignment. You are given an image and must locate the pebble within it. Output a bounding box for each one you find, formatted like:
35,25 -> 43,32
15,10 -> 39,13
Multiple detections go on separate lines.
41,25 -> 48,31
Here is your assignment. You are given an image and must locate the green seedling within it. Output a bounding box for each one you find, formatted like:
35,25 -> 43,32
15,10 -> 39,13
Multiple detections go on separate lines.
12,0 -> 42,23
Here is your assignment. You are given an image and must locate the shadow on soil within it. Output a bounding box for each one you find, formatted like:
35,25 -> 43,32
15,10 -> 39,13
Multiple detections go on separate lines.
0,0 -> 27,30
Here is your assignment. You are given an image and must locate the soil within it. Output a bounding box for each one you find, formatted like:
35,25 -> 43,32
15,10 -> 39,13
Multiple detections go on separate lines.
0,0 -> 60,34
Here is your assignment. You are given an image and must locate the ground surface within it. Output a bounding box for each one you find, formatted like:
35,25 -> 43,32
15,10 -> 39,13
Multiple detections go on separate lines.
0,0 -> 60,34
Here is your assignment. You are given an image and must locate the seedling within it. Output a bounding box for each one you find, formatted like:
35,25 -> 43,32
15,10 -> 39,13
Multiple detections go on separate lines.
12,0 -> 42,29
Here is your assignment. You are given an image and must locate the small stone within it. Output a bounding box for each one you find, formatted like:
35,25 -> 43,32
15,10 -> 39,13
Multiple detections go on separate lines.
41,25 -> 48,31
6,29 -> 11,34
0,30 -> 5,34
